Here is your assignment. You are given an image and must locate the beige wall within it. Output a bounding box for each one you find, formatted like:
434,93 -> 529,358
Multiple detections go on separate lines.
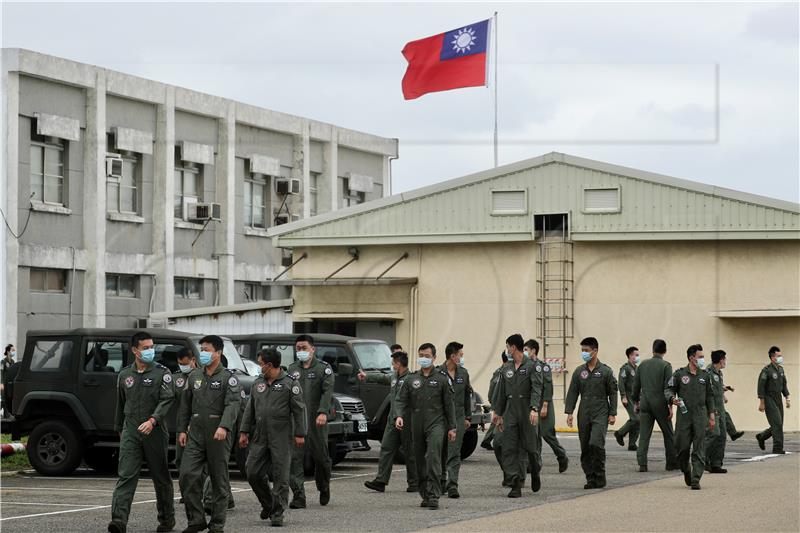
292,240 -> 800,431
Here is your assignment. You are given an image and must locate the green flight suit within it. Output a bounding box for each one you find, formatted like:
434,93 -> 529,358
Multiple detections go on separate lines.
493,358 -> 543,491
725,410 -> 740,439
287,357 -> 334,505
370,371 -> 418,489
617,361 -> 640,448
486,366 -> 509,485
565,361 -> 618,487
632,356 -> 678,469
756,362 -> 790,453
172,369 -> 191,472
177,365 -> 242,532
111,363 -> 175,529
395,368 -> 457,505
704,365 -> 727,468
439,364 -> 471,493
533,358 -> 567,463
666,366 -> 715,486
241,370 -> 307,522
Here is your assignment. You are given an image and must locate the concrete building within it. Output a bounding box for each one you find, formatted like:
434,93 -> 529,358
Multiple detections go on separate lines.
1,49 -> 397,343
268,152 -> 800,431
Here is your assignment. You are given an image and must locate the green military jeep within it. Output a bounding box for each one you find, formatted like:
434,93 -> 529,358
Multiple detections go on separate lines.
3,328 -> 359,476
231,333 -> 491,460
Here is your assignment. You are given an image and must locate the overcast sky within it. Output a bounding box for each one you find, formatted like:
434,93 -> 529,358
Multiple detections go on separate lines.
3,1 -> 798,203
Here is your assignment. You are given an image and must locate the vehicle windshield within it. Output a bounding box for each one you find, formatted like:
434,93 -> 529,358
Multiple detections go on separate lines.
352,342 -> 392,371
190,336 -> 247,373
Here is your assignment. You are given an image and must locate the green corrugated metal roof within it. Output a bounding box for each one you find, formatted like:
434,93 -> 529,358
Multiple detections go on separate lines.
269,152 -> 799,247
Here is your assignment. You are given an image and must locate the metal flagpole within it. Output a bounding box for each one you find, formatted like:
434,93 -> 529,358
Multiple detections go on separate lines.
493,11 -> 498,168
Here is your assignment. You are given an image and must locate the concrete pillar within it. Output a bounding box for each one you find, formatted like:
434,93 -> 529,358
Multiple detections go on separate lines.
214,103 -> 235,306
322,128 -> 338,213
82,70 -> 107,327
152,87 -> 175,313
2,67 -> 19,343
295,120 -> 311,219
382,155 -> 392,197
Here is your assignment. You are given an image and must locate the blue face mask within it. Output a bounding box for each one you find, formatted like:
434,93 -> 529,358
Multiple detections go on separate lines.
458,357 -> 465,368
696,357 -> 706,369
296,351 -> 311,362
179,364 -> 193,374
634,355 -> 640,364
140,348 -> 155,364
418,357 -> 433,368
199,351 -> 213,366
776,356 -> 784,365
581,351 -> 592,363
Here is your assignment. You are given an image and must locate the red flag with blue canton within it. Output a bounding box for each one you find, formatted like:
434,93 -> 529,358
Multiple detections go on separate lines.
401,19 -> 490,100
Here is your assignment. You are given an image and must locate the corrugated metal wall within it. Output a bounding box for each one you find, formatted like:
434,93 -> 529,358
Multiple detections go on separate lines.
167,308 -> 292,335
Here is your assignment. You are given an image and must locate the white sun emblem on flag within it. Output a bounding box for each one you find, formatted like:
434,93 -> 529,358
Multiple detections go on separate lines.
451,27 -> 477,53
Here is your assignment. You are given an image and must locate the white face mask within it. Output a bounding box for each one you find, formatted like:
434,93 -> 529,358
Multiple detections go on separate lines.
775,356 -> 784,365
458,357 -> 465,367
696,357 -> 706,369
296,351 -> 311,362
179,364 -> 193,374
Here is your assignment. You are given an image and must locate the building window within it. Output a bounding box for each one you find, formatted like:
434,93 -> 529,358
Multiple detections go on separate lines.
106,274 -> 138,298
30,136 -> 65,205
309,172 -> 319,216
175,277 -> 203,299
338,177 -> 365,209
244,282 -> 270,302
30,268 -> 67,293
244,174 -> 268,229
174,161 -> 201,219
583,187 -> 621,213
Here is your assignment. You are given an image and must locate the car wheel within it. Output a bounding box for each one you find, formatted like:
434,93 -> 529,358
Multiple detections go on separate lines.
27,420 -> 84,476
84,447 -> 118,474
460,427 -> 478,460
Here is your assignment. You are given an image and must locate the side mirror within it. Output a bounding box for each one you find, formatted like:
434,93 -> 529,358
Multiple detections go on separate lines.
337,363 -> 353,376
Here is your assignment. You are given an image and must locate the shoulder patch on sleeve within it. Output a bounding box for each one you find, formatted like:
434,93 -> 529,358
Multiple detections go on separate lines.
620,369 -> 626,378
228,376 -> 239,387
163,373 -> 172,383
324,367 -> 332,375
240,389 -> 247,399
291,385 -> 301,395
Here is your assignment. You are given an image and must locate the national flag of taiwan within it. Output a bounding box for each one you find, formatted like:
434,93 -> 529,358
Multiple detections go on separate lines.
401,19 -> 491,100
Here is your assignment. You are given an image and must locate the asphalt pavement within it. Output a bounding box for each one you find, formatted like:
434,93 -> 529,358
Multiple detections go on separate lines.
0,431 -> 796,532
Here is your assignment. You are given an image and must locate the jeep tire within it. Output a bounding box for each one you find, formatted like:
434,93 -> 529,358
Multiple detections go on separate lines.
27,420 -> 84,476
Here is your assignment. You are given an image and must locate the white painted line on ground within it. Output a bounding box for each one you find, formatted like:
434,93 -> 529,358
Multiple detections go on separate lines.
0,505 -> 110,520
0,502 -> 100,507
741,452 -> 792,462
0,487 -> 153,494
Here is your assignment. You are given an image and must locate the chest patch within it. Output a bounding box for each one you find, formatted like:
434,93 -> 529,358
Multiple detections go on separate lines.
391,379 -> 398,387
429,380 -> 439,387
292,385 -> 301,395
699,378 -> 706,384
194,379 -> 202,390
273,383 -> 284,391
505,369 -> 514,378
143,378 -> 154,387
772,373 -> 779,379
306,371 -> 317,379
592,372 -> 603,379
125,376 -> 135,388
256,382 -> 267,393
621,370 -> 626,378
163,373 -> 172,384
520,367 -> 528,375
630,370 -> 636,376
228,376 -> 238,387
175,377 -> 185,388
681,375 -> 691,385
580,370 -> 589,380
456,377 -> 464,384
713,374 -> 719,382
412,379 -> 422,389
210,380 -> 222,390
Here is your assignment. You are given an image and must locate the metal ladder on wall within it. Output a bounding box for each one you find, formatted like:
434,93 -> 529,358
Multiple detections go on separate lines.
536,215 -> 574,402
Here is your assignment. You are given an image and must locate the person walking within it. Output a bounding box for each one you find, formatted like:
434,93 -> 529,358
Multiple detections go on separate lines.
756,346 -> 791,454
614,346 -> 640,451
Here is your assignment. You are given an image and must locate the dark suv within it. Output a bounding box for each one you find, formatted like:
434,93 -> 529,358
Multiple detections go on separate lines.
4,328 -> 363,476
231,334 -> 491,460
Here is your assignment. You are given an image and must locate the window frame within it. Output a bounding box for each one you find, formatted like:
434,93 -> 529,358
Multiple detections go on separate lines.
309,171 -> 319,216
174,277 -> 203,300
30,137 -> 66,206
174,161 -> 202,220
244,173 -> 268,229
105,273 -> 139,298
30,268 -> 67,294
490,188 -> 529,216
582,186 -> 622,214
106,144 -> 140,215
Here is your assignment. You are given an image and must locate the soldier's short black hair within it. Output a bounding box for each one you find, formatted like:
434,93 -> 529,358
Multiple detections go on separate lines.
711,350 -> 726,364
199,335 -> 224,353
653,339 -> 667,355
418,343 -> 436,356
686,344 -> 702,359
257,347 -> 281,368
501,351 -> 508,363
769,346 -> 781,357
625,346 -> 639,357
390,344 -> 403,352
131,331 -> 153,349
176,348 -> 193,362
392,351 -> 409,368
580,337 -> 599,350
295,334 -> 315,347
445,341 -> 463,358
506,334 -> 524,351
524,339 -> 540,355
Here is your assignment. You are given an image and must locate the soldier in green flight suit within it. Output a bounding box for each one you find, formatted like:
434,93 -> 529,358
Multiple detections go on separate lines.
525,339 -> 569,473
288,334 -> 335,509
108,332 -> 175,533
756,346 -> 791,454
239,348 -> 307,527
631,339 -> 679,472
665,344 -> 716,490
565,337 -> 618,490
485,351 -> 510,485
362,350 -> 418,493
493,334 -> 543,498
394,343 -> 457,510
704,349 -> 729,473
172,348 -> 195,505
177,335 -> 241,533
614,346 -> 640,452
438,341 -> 472,499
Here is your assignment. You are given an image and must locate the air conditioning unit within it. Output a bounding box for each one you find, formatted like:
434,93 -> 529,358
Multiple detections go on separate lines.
275,178 -> 301,195
135,318 -> 166,328
274,212 -> 300,226
188,202 -> 222,222
106,155 -> 123,180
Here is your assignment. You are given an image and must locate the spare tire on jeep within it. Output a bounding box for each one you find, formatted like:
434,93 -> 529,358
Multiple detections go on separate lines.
27,420 -> 84,476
